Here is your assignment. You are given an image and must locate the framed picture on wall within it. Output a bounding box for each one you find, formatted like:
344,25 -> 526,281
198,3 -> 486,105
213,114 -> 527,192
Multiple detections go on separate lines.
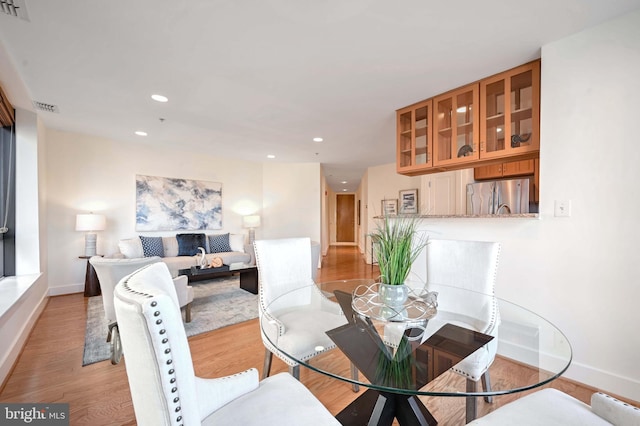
381,199 -> 398,216
399,188 -> 418,214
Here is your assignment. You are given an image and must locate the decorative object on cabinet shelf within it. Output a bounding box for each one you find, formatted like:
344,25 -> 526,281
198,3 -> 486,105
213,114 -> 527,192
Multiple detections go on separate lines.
457,144 -> 474,157
381,199 -> 398,216
243,214 -> 261,245
511,133 -> 531,147
76,213 -> 106,257
398,189 -> 418,215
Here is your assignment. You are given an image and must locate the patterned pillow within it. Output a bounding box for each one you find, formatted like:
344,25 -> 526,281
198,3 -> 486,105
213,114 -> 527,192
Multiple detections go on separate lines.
139,236 -> 164,257
176,233 -> 206,256
208,233 -> 232,253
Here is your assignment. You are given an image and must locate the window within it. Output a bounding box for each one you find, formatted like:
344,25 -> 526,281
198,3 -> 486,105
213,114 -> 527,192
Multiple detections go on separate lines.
0,124 -> 16,277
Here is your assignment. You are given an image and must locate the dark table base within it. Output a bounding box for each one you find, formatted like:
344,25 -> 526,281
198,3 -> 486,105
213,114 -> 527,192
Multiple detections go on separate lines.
336,389 -> 437,426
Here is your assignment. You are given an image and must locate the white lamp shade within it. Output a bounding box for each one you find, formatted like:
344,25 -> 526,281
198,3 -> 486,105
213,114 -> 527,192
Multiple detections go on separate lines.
243,215 -> 261,228
76,213 -> 106,231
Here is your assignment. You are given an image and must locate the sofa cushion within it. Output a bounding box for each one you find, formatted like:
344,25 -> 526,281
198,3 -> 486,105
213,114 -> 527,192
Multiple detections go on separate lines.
118,238 -> 144,258
176,233 -> 207,256
162,256 -> 197,277
209,233 -> 232,253
140,236 -> 164,257
162,236 -> 179,257
229,234 -> 244,252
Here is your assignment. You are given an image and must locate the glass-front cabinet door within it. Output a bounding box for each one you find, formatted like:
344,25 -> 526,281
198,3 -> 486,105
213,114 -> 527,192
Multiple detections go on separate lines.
433,83 -> 479,167
480,60 -> 540,159
396,99 -> 433,173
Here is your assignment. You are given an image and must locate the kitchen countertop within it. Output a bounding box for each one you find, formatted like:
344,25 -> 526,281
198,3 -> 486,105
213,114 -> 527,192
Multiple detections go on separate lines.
375,213 -> 539,219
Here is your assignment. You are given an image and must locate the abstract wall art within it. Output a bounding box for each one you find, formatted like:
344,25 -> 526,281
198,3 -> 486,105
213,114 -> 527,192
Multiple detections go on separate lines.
135,175 -> 222,231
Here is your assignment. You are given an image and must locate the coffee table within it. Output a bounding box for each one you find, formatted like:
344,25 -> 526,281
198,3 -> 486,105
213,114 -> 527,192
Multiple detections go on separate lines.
261,280 -> 572,425
178,262 -> 258,294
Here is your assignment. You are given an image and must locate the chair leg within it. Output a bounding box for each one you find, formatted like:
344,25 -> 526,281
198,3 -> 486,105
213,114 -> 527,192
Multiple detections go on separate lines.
289,364 -> 300,380
481,372 -> 493,403
184,303 -> 192,323
350,362 -> 360,393
110,325 -> 123,365
262,349 -> 272,379
465,378 -> 478,424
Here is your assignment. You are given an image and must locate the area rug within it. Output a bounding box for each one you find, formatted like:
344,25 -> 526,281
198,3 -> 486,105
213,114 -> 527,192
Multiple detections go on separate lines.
82,276 -> 258,366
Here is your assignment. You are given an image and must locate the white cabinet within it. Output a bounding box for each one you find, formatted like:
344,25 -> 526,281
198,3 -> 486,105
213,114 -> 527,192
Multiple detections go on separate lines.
421,170 -> 473,215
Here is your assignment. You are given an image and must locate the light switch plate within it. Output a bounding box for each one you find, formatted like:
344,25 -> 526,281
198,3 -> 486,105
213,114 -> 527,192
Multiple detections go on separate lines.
554,200 -> 572,217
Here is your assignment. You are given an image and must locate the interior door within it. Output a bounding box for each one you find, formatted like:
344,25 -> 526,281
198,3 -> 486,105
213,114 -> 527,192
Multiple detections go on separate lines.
336,194 -> 355,243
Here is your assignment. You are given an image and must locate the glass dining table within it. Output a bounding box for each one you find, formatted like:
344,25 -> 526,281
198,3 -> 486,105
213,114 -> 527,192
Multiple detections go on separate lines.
260,279 -> 572,426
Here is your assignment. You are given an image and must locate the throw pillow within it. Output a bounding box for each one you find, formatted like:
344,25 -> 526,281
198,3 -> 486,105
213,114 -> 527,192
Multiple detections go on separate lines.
118,238 -> 144,258
229,233 -> 245,252
208,233 -> 232,253
139,236 -> 164,257
162,236 -> 179,257
176,233 -> 206,256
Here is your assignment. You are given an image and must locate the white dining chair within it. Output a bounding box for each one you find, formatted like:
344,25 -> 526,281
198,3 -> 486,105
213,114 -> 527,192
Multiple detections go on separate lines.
89,255 -> 193,364
253,237 -> 357,387
408,239 -> 501,423
113,262 -> 340,425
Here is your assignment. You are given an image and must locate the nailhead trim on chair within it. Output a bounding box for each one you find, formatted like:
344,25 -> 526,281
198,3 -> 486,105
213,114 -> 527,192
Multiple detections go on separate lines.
121,266 -> 184,426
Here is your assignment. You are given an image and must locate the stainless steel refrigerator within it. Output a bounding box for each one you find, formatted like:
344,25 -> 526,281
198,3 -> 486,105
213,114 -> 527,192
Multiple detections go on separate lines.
466,178 -> 530,215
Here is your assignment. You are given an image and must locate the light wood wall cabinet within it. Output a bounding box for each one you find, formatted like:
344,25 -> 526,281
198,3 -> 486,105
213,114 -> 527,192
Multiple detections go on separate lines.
433,83 -> 479,167
397,60 -> 540,176
480,61 -> 540,159
473,158 -> 535,180
397,100 -> 433,173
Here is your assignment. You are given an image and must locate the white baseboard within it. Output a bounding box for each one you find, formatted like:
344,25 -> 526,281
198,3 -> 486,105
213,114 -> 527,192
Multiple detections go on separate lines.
498,339 -> 640,403
48,283 -> 83,296
565,361 -> 640,403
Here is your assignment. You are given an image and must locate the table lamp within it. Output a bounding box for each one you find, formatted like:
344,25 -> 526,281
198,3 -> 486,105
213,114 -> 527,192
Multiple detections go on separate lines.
243,215 -> 261,245
76,213 -> 106,256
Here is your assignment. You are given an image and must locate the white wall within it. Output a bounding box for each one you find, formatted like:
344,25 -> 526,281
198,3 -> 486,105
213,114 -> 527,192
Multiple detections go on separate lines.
399,10 -> 640,401
365,163 -> 421,262
45,129 -> 263,294
260,162 -> 321,242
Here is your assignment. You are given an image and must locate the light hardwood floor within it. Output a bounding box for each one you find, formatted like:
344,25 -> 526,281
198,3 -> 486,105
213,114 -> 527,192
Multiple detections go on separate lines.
0,245 -> 620,425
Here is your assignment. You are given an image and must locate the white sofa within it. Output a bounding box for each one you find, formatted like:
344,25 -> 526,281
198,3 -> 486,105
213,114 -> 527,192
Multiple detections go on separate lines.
118,233 -> 251,277
467,388 -> 640,425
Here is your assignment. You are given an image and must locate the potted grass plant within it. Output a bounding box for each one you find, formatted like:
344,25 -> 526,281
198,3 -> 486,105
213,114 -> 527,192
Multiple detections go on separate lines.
371,214 -> 428,310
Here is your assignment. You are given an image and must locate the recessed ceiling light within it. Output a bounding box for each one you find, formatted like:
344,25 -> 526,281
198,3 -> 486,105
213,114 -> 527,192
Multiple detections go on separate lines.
313,137 -> 323,142
341,181 -> 347,184
135,131 -> 148,136
342,189 -> 348,192
267,154 -> 276,159
151,94 -> 168,103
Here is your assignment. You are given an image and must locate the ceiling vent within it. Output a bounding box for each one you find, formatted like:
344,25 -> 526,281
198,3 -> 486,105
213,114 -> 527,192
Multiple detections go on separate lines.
0,0 -> 30,21
33,101 -> 59,113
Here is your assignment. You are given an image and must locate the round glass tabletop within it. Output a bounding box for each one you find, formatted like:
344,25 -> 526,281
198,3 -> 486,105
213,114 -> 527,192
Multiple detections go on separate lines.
260,279 -> 572,398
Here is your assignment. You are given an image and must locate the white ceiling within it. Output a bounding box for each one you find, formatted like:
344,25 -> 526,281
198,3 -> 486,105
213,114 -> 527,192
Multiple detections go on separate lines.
1,0 -> 639,192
